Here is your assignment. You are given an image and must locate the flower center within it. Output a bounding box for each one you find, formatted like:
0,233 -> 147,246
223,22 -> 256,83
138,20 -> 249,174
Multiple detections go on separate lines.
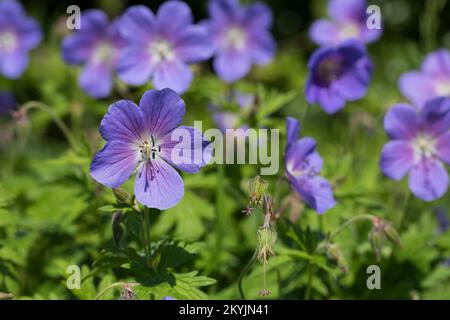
316,57 -> 344,85
150,39 -> 174,64
435,81 -> 450,97
0,31 -> 17,53
139,136 -> 161,162
286,157 -> 317,179
412,134 -> 436,160
340,23 -> 360,39
225,26 -> 246,50
92,42 -> 113,64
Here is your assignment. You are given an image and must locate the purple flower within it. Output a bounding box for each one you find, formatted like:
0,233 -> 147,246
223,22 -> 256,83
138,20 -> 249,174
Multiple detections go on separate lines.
62,10 -> 124,98
380,98 -> 450,201
399,49 -> 450,109
0,90 -> 15,116
205,0 -> 276,83
285,117 -> 336,214
117,2 -> 213,94
305,41 -> 373,114
0,0 -> 42,79
162,296 -> 176,300
90,89 -> 211,210
310,0 -> 382,46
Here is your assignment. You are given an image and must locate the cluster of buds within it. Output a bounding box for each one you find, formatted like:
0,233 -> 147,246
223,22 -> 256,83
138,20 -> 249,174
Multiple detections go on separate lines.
243,176 -> 268,215
369,217 -> 401,260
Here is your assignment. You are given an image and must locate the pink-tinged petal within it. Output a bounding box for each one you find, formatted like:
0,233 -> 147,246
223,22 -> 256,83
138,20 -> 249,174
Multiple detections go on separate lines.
328,0 -> 366,23
79,62 -> 113,98
99,100 -> 144,143
245,2 -> 273,29
408,159 -> 449,202
399,71 -> 436,108
159,126 -> 212,173
290,175 -> 336,214
213,49 -> 251,83
309,19 -> 339,46
119,5 -> 156,43
422,49 -> 450,78
90,141 -> 139,188
153,59 -> 193,94
173,25 -> 214,63
421,97 -> 450,137
380,140 -> 414,180
156,0 -> 193,36
383,104 -> 419,140
436,132 -> 450,165
286,116 -> 300,150
139,89 -> 186,139
0,50 -> 28,79
117,46 -> 154,85
134,158 -> 184,210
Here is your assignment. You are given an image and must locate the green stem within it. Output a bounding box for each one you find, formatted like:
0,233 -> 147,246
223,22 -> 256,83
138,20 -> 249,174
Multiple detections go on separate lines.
20,101 -> 78,150
215,165 -> 225,265
141,206 -> 152,268
329,214 -> 375,241
238,248 -> 258,300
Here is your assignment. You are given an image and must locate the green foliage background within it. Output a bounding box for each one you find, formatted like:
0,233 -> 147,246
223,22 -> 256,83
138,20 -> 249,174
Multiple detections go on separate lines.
1,0 -> 450,300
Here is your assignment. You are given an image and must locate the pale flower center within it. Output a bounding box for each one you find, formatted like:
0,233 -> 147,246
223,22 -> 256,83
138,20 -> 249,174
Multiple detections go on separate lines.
412,134 -> 436,160
286,157 -> 317,179
92,42 -> 113,64
150,39 -> 175,64
0,31 -> 18,53
340,23 -> 360,39
225,26 -> 246,50
435,81 -> 450,97
139,136 -> 161,163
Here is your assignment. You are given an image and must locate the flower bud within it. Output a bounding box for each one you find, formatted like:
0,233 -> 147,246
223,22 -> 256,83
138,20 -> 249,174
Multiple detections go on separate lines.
0,292 -> 14,300
369,224 -> 385,261
325,243 -> 348,273
382,221 -> 401,247
112,211 -> 124,246
119,284 -> 136,300
243,176 -> 268,215
113,188 -> 131,204
257,227 -> 277,262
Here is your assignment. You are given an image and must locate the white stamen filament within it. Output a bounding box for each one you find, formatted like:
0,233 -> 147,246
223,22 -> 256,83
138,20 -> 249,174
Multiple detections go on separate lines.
150,39 -> 175,64
225,26 -> 246,50
412,134 -> 437,161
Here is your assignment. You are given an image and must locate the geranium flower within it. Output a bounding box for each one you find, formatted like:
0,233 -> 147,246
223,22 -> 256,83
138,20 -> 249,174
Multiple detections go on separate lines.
310,0 -> 382,46
61,10 -> 124,98
205,0 -> 276,83
399,49 -> 450,109
210,91 -> 253,132
380,97 -> 450,201
117,1 -> 213,94
0,0 -> 42,79
305,41 -> 373,114
90,89 -> 211,210
285,117 -> 336,214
